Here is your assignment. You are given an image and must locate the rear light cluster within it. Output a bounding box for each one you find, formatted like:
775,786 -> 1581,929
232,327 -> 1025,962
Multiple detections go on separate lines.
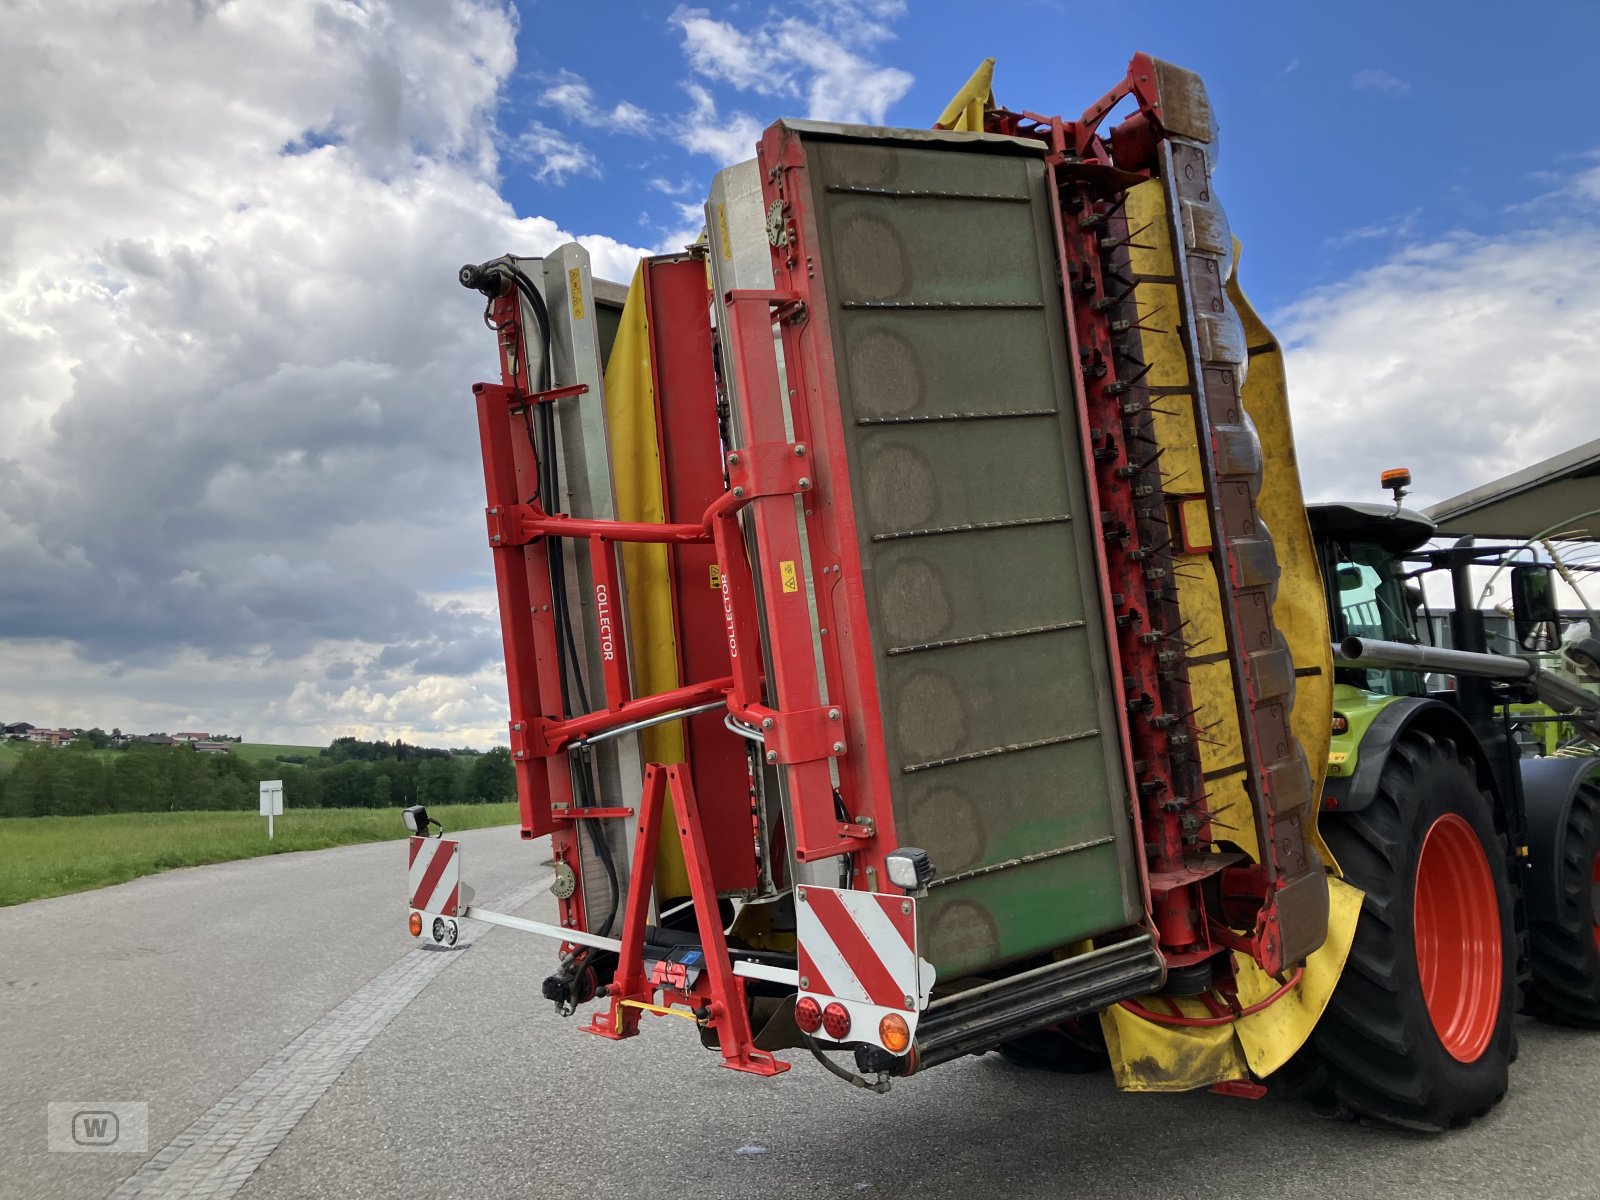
795,997 -> 823,1033
794,997 -> 853,1040
822,1002 -> 851,1040
407,910 -> 458,945
797,997 -> 911,1053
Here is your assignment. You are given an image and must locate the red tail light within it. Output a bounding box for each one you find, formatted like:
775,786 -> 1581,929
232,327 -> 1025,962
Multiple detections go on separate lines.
822,1001 -> 851,1040
795,996 -> 823,1034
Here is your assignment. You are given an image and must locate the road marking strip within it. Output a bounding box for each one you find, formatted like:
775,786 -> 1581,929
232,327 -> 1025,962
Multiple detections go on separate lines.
110,874 -> 549,1199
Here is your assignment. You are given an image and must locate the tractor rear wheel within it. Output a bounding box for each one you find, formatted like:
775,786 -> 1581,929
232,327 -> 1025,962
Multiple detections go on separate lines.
1527,782 -> 1600,1027
1311,730 -> 1516,1131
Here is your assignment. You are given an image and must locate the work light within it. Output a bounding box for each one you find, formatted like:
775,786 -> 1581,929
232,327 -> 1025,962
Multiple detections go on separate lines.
885,847 -> 935,893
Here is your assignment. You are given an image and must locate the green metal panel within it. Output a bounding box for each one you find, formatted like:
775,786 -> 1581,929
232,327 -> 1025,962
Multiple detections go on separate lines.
799,130 -> 1142,978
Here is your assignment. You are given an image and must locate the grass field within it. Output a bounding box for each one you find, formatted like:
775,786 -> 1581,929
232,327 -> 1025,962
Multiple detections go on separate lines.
0,803 -> 520,907
0,741 -> 121,767
230,742 -> 325,763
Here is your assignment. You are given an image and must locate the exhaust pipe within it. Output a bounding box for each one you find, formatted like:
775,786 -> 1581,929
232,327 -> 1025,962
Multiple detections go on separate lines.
1336,636 -> 1534,682
1338,636 -> 1600,735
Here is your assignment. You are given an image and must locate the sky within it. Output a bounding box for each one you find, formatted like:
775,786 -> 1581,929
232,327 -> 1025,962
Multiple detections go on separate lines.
3,0 -> 1600,745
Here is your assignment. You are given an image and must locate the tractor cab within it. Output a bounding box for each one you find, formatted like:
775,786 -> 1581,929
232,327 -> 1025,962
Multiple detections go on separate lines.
1308,500 -> 1437,698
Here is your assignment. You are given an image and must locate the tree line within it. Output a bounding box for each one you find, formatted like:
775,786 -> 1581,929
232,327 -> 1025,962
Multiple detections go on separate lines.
0,738 -> 516,818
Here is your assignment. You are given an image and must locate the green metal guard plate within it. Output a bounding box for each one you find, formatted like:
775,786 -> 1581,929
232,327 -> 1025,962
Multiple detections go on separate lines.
796,128 -> 1142,978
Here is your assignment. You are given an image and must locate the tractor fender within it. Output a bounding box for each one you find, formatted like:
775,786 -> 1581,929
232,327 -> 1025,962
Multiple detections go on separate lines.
1322,697 -> 1503,817
1519,755 -> 1600,924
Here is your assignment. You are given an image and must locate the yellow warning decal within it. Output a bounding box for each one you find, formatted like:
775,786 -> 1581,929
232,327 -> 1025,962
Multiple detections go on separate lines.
709,564 -> 723,590
568,267 -> 585,320
717,205 -> 732,261
1328,751 -> 1349,765
779,560 -> 798,593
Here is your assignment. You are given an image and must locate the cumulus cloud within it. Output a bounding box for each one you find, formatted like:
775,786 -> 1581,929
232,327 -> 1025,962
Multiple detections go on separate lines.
1278,185 -> 1600,509
678,82 -> 768,165
538,69 -> 653,131
670,1 -> 915,164
511,120 -> 601,183
0,0 -> 649,743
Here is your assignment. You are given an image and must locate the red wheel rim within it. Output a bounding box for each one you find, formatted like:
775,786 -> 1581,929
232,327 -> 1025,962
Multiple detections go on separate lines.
1413,813 -> 1502,1063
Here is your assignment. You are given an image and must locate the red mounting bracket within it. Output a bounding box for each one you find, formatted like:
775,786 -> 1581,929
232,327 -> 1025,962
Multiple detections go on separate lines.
485,504 -> 536,548
520,382 -> 589,407
726,441 -> 814,500
735,702 -> 847,765
581,762 -> 788,1077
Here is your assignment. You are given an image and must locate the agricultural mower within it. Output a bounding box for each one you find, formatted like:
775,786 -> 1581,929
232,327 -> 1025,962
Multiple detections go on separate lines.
403,55 -> 1600,1131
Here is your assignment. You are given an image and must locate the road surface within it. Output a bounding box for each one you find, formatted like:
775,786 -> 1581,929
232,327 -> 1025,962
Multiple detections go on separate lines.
4,828 -> 1598,1200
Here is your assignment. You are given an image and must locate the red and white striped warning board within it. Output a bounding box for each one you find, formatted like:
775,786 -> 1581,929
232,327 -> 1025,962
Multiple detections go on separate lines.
408,836 -> 460,916
797,885 -> 933,1047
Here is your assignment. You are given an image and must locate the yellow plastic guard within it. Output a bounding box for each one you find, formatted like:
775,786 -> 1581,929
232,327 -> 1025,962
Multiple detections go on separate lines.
601,268 -> 691,900
1102,877 -> 1361,1090
935,58 -> 995,131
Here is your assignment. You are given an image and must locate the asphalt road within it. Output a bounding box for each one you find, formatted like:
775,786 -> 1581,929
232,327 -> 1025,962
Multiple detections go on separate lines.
6,829 -> 1600,1200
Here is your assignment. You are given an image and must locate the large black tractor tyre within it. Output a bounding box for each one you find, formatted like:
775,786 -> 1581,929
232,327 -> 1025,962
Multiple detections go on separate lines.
1310,730 -> 1516,1131
1526,781 -> 1600,1027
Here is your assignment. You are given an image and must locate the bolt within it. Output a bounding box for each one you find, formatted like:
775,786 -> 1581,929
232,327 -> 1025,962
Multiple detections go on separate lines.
794,444 -> 807,456
514,750 -> 525,759
797,477 -> 811,490
728,452 -> 741,466
491,535 -> 501,544
761,717 -> 775,730
733,486 -> 745,498
832,741 -> 846,754
904,995 -> 915,1010
900,900 -> 912,915
766,750 -> 778,764
799,975 -> 811,989
828,708 -> 841,720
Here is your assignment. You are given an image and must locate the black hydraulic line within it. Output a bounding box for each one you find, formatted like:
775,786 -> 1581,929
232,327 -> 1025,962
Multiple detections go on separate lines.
800,1031 -> 892,1093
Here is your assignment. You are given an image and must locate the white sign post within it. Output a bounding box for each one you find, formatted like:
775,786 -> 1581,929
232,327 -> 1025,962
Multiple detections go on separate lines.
259,780 -> 284,839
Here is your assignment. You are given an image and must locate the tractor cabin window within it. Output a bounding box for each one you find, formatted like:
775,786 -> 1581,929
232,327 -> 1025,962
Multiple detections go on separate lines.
1333,541 -> 1424,697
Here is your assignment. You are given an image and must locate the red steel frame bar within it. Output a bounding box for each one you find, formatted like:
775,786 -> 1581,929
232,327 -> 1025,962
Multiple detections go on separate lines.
716,286 -> 887,865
